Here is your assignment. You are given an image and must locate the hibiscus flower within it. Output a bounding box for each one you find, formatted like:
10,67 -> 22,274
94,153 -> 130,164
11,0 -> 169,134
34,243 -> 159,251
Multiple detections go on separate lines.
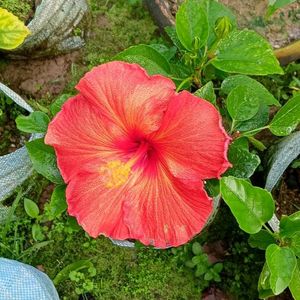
45,61 -> 231,248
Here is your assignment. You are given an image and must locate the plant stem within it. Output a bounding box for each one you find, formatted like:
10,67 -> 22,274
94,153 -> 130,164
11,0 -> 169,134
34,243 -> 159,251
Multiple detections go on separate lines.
176,77 -> 192,92
262,224 -> 275,236
248,136 -> 267,151
241,125 -> 270,137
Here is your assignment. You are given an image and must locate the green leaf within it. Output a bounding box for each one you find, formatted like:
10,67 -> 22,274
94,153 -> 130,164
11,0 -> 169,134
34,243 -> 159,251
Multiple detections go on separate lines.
280,211 -> 300,238
50,94 -> 72,116
48,185 -> 67,219
213,263 -> 223,273
24,198 -> 39,218
212,30 -> 283,75
225,140 -> 260,178
221,75 -> 280,106
149,44 -> 177,61
226,86 -> 260,122
258,263 -> 274,299
220,176 -> 275,234
192,242 -> 202,255
16,111 -> 50,133
289,260 -> 300,300
235,103 -> 269,132
266,244 -> 297,295
32,223 -> 45,241
114,44 -> 171,76
269,94 -> 300,136
175,0 -> 209,51
194,81 -> 216,106
205,179 -> 220,197
0,8 -> 30,50
265,131 -> 300,192
248,230 -> 276,250
290,232 -> 300,257
267,0 -> 296,17
165,26 -> 185,51
53,260 -> 93,285
26,138 -> 64,184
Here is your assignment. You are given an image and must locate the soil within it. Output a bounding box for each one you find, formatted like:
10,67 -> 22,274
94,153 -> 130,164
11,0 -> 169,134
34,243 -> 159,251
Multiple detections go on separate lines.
0,51 -> 82,99
273,167 -> 300,216
0,118 -> 29,155
161,0 -> 300,49
221,0 -> 300,49
0,103 -> 29,156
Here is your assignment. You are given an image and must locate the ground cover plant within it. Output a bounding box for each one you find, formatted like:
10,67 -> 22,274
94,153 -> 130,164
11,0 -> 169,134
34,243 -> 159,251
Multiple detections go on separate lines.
0,0 -> 300,299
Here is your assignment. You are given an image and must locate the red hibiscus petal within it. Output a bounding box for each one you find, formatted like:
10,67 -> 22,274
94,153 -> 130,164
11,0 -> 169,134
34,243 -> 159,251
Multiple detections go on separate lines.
45,95 -> 124,182
154,91 -> 231,181
76,61 -> 176,135
124,167 -> 213,248
66,170 -> 130,239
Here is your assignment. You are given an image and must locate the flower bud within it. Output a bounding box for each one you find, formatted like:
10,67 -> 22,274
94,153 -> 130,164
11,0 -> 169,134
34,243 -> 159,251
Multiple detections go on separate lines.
193,36 -> 201,50
214,16 -> 233,40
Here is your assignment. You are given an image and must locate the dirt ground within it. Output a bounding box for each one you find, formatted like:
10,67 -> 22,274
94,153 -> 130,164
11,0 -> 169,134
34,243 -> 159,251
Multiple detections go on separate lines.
0,51 -> 81,99
274,167 -> 300,217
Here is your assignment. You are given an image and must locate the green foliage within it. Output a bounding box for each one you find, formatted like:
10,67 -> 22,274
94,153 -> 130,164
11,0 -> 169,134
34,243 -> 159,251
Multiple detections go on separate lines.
266,244 -> 297,295
16,111 -> 49,133
225,139 -> 261,178
248,230 -> 276,250
212,29 -> 283,75
175,0 -> 209,50
50,94 -> 72,116
289,261 -> 300,300
114,44 -> 171,76
220,177 -> 275,234
46,185 -> 67,220
26,138 -> 63,184
172,241 -> 223,290
0,7 -> 30,50
24,197 -> 39,218
226,85 -> 260,122
269,94 -> 300,136
194,81 -> 216,106
221,75 -> 280,106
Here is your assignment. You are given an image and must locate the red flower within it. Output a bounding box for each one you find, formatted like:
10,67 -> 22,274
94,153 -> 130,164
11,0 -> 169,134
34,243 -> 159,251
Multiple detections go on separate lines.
45,62 -> 231,248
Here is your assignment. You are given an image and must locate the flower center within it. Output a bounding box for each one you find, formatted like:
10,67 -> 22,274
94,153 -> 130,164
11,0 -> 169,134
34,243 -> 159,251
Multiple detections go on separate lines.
100,160 -> 131,189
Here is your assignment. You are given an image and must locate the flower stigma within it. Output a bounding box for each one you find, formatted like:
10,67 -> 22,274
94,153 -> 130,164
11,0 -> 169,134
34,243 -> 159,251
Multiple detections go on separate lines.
100,160 -> 132,189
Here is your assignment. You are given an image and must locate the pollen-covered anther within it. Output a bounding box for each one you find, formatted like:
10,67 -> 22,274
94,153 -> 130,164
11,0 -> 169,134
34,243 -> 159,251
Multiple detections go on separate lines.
100,160 -> 131,189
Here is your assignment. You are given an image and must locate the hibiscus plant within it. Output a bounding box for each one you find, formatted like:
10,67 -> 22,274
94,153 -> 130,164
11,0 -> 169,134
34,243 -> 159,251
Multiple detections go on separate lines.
15,0 -> 300,298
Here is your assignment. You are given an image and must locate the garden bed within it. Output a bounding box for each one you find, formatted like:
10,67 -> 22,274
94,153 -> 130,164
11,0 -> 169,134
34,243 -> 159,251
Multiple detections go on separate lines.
0,0 -> 299,299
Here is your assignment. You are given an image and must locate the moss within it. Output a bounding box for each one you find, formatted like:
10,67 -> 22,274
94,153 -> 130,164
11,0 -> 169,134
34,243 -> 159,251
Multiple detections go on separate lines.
84,0 -> 158,67
0,0 -> 33,22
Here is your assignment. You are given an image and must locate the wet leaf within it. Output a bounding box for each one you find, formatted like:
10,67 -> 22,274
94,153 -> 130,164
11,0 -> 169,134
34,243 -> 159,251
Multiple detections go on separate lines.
175,0 -> 209,50
269,94 -> 300,136
16,111 -> 49,133
220,176 -> 274,234
266,244 -> 297,295
114,44 -> 171,76
26,138 -> 64,184
212,30 -> 283,75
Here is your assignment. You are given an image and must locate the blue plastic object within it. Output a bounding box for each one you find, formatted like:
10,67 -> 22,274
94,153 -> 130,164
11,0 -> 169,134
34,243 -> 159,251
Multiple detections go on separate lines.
0,258 -> 59,300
